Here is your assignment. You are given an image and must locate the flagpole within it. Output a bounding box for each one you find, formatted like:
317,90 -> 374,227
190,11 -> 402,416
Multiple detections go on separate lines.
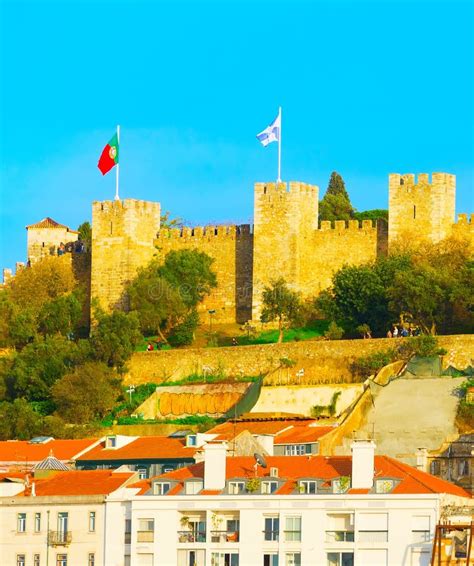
115,124 -> 120,201
277,107 -> 282,183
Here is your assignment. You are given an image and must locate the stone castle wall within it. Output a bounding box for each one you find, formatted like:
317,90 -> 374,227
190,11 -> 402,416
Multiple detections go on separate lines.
91,199 -> 161,312
27,226 -> 78,264
155,225 -> 253,324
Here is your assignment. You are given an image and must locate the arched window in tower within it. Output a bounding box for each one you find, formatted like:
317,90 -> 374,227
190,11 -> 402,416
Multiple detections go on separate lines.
413,205 -> 416,219
110,221 -> 113,235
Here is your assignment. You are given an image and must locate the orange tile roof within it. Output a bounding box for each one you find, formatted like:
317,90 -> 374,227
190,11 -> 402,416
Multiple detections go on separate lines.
26,217 -> 77,232
274,425 -> 334,444
28,470 -> 135,496
143,455 -> 472,498
207,420 -> 299,439
77,436 -> 197,462
0,439 -> 99,464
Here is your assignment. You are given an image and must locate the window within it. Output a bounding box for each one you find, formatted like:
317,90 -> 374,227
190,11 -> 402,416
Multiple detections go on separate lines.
211,552 -> 239,566
285,553 -> 301,566
177,549 -> 206,566
412,516 -> 431,543
187,435 -> 197,446
89,511 -> 96,532
326,514 -> 354,543
333,478 -> 350,494
138,468 -> 147,480
326,553 -> 354,566
34,555 -> 40,566
137,518 -> 154,543
153,482 -> 171,495
375,479 -> 394,494
17,556 -> 25,566
125,519 -> 132,544
185,480 -> 204,495
264,517 -> 279,541
56,555 -> 67,566
88,554 -> 95,566
458,460 -> 469,476
262,481 -> 278,494
228,481 -> 245,494
17,513 -> 26,532
264,554 -> 279,566
299,480 -> 317,494
35,512 -> 41,532
413,205 -> 416,219
285,516 -> 302,542
106,436 -> 116,448
430,460 -> 440,475
284,445 -> 306,456
357,513 -> 388,543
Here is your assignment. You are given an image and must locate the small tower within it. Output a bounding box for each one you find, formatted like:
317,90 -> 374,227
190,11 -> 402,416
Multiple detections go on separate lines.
251,181 -> 319,320
388,173 -> 456,246
91,199 -> 161,313
26,217 -> 79,264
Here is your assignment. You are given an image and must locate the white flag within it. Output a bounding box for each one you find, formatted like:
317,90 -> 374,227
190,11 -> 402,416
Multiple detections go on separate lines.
256,112 -> 280,146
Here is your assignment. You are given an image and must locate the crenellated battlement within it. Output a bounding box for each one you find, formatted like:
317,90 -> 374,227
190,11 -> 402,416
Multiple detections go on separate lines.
389,172 -> 456,191
318,219 -> 376,232
157,224 -> 253,240
92,198 -> 161,216
455,213 -> 474,225
254,180 -> 319,198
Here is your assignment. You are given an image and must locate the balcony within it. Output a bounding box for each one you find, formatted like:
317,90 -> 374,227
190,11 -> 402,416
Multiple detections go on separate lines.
137,531 -> 154,543
48,531 -> 72,546
326,530 -> 355,543
358,530 -> 388,543
211,530 -> 240,543
178,530 -> 206,543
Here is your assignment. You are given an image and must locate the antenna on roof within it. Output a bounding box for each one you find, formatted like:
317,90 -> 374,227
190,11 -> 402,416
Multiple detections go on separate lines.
254,452 -> 267,476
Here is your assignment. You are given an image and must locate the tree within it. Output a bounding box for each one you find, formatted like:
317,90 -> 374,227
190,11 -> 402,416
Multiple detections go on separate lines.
78,221 -> 92,250
52,362 -> 121,423
319,172 -> 355,222
167,309 -> 199,347
91,310 -> 141,370
160,211 -> 183,229
354,209 -> 388,223
38,292 -> 83,337
158,249 -> 217,309
0,399 -> 43,440
128,263 -> 186,342
8,256 -> 76,312
260,278 -> 301,343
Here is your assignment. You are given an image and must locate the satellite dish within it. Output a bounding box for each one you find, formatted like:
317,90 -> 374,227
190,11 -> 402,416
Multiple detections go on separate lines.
254,452 -> 267,468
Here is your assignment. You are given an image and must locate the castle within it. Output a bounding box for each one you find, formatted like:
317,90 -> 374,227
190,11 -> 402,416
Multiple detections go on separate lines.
10,173 -> 473,325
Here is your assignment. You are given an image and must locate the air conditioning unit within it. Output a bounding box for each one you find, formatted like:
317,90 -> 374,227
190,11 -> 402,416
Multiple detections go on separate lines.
270,467 -> 279,478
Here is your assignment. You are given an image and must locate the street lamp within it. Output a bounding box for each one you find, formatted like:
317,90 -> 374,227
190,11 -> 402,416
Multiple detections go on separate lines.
208,310 -> 216,333
126,385 -> 136,405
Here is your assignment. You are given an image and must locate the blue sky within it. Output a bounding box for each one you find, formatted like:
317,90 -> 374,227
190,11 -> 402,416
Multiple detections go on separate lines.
0,0 -> 473,269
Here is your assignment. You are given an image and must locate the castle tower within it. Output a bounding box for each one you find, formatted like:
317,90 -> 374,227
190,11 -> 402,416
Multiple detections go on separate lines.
251,181 -> 319,320
91,199 -> 161,312
26,217 -> 79,264
388,173 -> 456,246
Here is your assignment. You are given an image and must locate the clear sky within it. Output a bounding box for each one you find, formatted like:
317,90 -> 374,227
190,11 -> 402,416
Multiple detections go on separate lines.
0,0 -> 473,269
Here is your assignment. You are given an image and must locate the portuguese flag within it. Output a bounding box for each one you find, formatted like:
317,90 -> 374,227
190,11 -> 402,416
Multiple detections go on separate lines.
98,133 -> 119,175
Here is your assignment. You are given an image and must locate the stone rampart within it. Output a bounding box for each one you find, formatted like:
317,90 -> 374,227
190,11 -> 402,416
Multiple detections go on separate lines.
125,334 -> 474,386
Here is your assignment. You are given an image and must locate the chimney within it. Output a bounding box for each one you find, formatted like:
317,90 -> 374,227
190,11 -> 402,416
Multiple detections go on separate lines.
31,482 -> 36,497
351,440 -> 376,489
203,442 -> 227,491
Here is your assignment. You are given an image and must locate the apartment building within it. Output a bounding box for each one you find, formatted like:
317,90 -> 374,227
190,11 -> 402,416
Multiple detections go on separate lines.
103,441 -> 473,566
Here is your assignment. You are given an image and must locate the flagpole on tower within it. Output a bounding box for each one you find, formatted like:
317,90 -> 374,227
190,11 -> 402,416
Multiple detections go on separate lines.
277,107 -> 282,184
115,124 -> 120,201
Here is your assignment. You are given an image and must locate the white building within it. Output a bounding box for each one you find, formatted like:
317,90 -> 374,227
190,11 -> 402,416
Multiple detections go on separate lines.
104,441 -> 473,566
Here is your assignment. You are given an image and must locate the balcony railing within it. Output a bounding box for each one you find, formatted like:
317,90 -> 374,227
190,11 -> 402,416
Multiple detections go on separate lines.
178,531 -> 206,543
358,530 -> 388,543
211,530 -> 240,543
137,531 -> 154,543
48,531 -> 72,546
326,530 -> 355,543
263,530 -> 279,541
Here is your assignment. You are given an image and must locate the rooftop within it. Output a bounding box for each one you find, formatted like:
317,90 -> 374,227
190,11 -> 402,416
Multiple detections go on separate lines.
0,438 -> 100,466
26,217 -> 78,232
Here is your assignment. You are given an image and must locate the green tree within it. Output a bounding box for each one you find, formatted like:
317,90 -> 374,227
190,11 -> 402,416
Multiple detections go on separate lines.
167,309 -> 200,347
91,310 -> 141,370
319,171 -> 354,222
38,292 -> 83,337
78,221 -> 92,250
52,362 -> 121,423
160,211 -> 183,229
158,249 -> 217,309
260,278 -> 301,343
0,399 -> 42,440
354,209 -> 388,223
128,264 -> 186,342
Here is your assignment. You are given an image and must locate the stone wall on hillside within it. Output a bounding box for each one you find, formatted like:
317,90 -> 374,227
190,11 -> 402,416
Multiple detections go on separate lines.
126,335 -> 474,385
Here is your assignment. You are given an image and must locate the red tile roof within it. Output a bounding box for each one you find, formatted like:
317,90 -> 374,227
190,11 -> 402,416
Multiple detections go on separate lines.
274,425 -> 334,444
138,455 -> 471,499
77,436 -> 197,462
0,439 -> 99,465
26,217 -> 77,232
27,470 -> 135,496
207,420 -> 303,439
